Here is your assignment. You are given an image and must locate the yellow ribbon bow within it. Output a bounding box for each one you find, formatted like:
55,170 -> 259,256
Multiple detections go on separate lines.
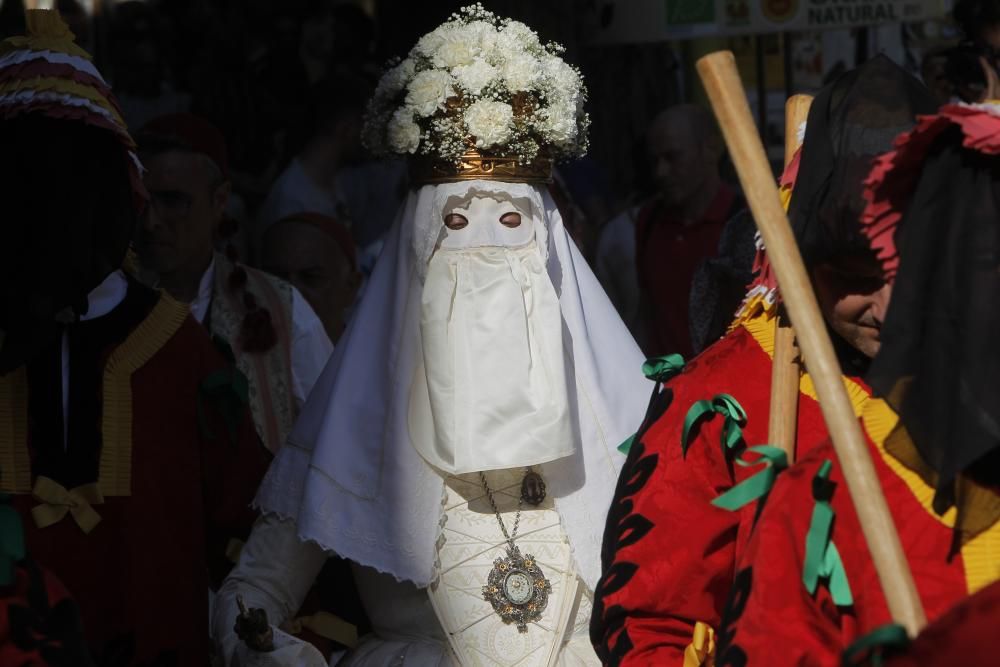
31,476 -> 103,534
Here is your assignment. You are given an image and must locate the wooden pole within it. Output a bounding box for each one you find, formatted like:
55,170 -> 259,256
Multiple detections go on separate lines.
768,94 -> 813,462
696,51 -> 927,637
784,95 -> 812,166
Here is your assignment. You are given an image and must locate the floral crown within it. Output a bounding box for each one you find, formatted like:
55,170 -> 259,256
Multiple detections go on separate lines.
363,3 -> 589,184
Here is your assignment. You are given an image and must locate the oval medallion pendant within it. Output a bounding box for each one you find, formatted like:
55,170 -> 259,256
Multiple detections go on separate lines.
482,545 -> 552,632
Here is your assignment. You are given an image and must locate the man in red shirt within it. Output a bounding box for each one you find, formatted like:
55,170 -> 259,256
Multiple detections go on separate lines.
636,104 -> 744,359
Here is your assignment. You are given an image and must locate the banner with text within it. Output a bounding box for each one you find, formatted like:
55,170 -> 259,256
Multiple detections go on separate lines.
589,0 -> 950,43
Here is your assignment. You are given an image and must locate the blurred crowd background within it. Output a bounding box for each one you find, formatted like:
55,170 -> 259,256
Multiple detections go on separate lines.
0,0 -> 974,357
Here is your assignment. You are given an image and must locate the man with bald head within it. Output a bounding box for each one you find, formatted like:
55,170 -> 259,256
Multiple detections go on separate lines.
636,104 -> 743,358
261,212 -> 361,343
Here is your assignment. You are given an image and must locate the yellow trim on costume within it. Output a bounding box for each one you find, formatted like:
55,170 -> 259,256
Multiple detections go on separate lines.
0,367 -> 30,493
0,76 -> 126,131
0,11 -> 92,60
99,293 -> 189,497
727,183 -> 793,331
861,399 -> 1000,594
778,183 -> 793,211
683,621 -> 716,667
741,312 -> 870,418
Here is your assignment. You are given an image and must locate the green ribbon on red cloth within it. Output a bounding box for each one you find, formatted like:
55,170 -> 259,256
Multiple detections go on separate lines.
803,459 -> 853,607
197,336 -> 250,444
711,445 -> 788,511
0,492 -> 25,586
842,623 -> 909,666
681,393 -> 747,458
617,354 -> 686,455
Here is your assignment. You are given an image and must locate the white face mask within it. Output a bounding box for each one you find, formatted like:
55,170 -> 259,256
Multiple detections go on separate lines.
409,193 -> 574,474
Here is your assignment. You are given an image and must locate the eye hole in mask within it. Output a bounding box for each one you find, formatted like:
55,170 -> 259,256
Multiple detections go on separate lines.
444,213 -> 469,230
499,212 -> 522,228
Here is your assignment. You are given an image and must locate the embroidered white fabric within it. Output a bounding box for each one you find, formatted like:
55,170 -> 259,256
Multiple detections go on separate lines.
254,180 -> 647,591
429,470 -> 599,666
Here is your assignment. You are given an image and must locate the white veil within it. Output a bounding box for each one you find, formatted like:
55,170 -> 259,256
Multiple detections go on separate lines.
255,180 -> 647,590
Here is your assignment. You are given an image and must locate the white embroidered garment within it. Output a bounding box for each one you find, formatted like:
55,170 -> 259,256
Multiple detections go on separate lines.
255,180 -> 648,590
431,470 -> 599,666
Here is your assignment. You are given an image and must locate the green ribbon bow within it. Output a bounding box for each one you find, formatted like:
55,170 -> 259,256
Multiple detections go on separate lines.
841,623 -> 909,667
197,366 -> 251,444
803,460 -> 853,607
618,354 -> 686,455
641,354 -> 685,383
0,494 -> 25,586
681,393 -> 747,458
712,445 -> 788,511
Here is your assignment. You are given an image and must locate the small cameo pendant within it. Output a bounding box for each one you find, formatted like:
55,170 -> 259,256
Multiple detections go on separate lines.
520,471 -> 546,506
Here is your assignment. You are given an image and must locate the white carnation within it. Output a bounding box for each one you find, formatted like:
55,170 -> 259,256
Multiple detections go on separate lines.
538,102 -> 578,145
542,55 -> 581,98
496,20 -> 541,54
465,20 -> 498,55
414,26 -> 449,58
432,27 -> 479,69
452,58 -> 497,96
465,99 -> 513,148
500,52 -> 542,92
387,109 -> 421,154
405,69 -> 456,117
375,58 -> 415,100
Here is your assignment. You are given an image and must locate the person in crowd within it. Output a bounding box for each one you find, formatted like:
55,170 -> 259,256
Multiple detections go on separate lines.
717,73 -> 1000,667
255,73 -> 372,254
920,47 -> 953,106
0,12 -> 269,663
107,1 -> 190,130
591,56 -> 937,666
594,138 -> 656,336
946,0 -> 1000,103
635,104 -> 744,359
261,212 -> 361,344
687,207 -> 758,355
135,113 -> 333,454
212,7 -> 648,665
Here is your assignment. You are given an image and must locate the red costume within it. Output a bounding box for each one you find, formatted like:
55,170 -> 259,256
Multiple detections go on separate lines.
594,57 -> 938,667
590,313 -> 869,666
884,580 -> 1000,667
1,280 -> 270,664
719,100 -> 1000,667
716,400 -> 1000,667
0,12 -> 271,664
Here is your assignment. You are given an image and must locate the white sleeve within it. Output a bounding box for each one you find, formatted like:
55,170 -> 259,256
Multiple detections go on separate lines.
288,287 -> 334,408
213,514 -> 329,667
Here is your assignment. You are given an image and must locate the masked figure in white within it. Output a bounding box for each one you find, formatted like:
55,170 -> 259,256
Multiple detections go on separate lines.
212,6 -> 647,666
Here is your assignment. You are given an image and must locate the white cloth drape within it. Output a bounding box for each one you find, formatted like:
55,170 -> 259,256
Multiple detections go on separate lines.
254,180 -> 648,590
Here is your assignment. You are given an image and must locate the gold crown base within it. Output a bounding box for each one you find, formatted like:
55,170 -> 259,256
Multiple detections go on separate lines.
410,149 -> 553,185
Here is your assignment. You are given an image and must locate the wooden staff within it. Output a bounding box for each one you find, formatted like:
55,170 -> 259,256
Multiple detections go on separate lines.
697,51 -> 926,637
768,94 -> 812,462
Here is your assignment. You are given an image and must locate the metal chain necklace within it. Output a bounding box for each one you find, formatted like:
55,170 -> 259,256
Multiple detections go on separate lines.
480,468 -> 552,633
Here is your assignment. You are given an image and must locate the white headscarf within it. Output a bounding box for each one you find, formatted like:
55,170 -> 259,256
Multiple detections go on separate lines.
254,180 -> 647,590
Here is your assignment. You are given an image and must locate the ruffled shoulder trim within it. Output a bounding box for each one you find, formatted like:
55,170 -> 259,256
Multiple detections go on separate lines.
729,147 -> 802,331
862,103 -> 1000,280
